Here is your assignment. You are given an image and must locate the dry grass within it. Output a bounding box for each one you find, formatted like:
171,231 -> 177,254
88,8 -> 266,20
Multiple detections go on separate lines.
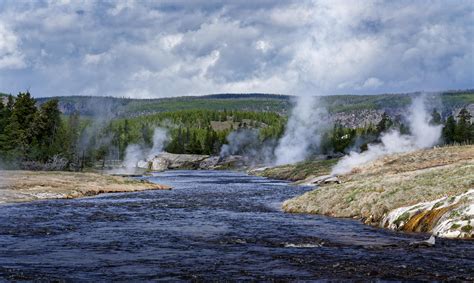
0,170 -> 171,204
254,159 -> 339,181
283,145 -> 474,224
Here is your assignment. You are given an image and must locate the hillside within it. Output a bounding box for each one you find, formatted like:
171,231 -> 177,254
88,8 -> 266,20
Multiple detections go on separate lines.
282,145 -> 474,238
32,90 -> 473,119
35,93 -> 292,117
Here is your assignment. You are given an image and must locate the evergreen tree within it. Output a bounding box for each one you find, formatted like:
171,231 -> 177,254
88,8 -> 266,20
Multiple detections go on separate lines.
4,92 -> 37,160
454,108 -> 473,143
31,99 -> 62,160
442,115 -> 456,144
67,111 -> 81,158
430,109 -> 442,125
376,112 -> 393,134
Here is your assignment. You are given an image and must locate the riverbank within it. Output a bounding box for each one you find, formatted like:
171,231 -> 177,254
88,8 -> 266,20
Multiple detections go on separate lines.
250,158 -> 339,182
280,145 -> 474,239
0,170 -> 171,204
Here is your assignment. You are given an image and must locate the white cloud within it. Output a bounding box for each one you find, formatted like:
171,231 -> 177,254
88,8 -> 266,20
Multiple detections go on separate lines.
362,77 -> 384,89
0,23 -> 26,69
0,0 -> 471,97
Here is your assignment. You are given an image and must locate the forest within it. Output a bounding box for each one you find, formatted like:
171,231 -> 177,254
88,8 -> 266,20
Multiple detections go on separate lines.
0,92 -> 472,170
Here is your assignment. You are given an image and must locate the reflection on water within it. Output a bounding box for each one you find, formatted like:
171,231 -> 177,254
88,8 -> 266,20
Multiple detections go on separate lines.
0,170 -> 472,281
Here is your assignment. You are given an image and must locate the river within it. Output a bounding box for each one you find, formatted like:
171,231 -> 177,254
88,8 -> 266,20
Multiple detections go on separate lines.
0,170 -> 472,281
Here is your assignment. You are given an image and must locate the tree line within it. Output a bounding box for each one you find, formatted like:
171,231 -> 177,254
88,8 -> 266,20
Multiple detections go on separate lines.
0,92 -> 82,169
0,92 -> 472,170
321,108 -> 473,155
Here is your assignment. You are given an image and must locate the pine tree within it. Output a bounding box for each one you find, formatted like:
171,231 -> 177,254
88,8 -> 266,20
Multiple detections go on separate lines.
430,109 -> 442,125
442,115 -> 456,144
67,111 -> 81,158
4,92 -> 37,160
27,99 -> 62,161
376,112 -> 393,134
454,108 -> 473,144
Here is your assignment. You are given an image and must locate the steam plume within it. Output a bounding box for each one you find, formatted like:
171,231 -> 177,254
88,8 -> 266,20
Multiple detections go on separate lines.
220,129 -> 260,157
220,129 -> 275,166
121,127 -> 168,172
331,95 -> 442,175
274,96 -> 329,165
147,128 -> 168,160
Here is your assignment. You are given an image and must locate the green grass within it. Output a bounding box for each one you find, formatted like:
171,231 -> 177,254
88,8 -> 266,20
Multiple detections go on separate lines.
461,225 -> 473,233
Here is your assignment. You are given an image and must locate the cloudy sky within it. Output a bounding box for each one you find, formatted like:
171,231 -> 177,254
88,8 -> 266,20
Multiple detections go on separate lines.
0,0 -> 472,98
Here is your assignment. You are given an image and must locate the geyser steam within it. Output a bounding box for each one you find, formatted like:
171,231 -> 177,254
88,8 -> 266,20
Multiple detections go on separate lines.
122,127 -> 168,171
274,96 -> 329,165
220,129 -> 275,166
147,128 -> 168,160
331,95 -> 442,175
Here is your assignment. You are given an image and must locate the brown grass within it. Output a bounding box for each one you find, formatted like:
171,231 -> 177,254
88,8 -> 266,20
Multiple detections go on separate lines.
254,159 -> 339,181
283,145 -> 474,225
0,170 -> 171,204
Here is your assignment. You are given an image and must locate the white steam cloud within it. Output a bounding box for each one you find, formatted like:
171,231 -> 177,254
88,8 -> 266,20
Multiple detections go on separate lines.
147,128 -> 168,160
274,96 -> 329,165
331,95 -> 442,175
123,144 -> 144,169
220,129 -> 260,157
220,129 -> 276,166
121,127 -> 168,172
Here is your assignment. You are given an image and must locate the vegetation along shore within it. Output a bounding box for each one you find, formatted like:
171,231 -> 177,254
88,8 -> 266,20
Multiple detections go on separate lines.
281,145 -> 474,239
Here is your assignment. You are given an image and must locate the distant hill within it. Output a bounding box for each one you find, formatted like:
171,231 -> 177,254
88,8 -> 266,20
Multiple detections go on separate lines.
35,93 -> 293,117
33,90 -> 471,112
2,89 -> 468,127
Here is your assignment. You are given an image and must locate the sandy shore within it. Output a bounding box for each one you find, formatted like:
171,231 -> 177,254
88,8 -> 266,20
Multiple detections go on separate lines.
0,170 -> 171,204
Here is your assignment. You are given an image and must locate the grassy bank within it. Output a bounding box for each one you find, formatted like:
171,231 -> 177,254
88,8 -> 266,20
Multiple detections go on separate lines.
252,159 -> 339,181
0,171 -> 171,204
282,145 -> 474,238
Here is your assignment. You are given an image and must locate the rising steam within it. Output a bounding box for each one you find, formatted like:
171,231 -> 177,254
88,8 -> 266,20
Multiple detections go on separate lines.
220,129 -> 259,157
274,96 -> 329,165
121,127 -> 168,172
220,129 -> 276,166
331,95 -> 442,175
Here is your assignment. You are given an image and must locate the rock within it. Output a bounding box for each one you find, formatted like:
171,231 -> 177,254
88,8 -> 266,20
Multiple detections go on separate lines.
143,153 -> 248,171
217,155 -> 246,168
323,176 -> 342,184
382,189 -> 474,238
299,175 -> 341,186
199,156 -> 220,169
409,235 -> 436,248
148,153 -> 210,171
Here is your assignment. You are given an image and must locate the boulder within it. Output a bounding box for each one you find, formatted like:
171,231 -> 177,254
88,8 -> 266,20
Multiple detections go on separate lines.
148,152 -> 210,171
199,156 -> 220,169
299,175 -> 341,186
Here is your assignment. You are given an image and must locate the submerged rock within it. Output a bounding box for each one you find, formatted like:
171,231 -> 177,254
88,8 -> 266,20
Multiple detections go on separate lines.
409,235 -> 436,248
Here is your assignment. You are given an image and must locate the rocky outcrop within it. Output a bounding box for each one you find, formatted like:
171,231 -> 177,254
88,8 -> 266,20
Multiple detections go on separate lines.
382,190 -> 474,238
144,152 -> 247,171
146,153 -> 210,171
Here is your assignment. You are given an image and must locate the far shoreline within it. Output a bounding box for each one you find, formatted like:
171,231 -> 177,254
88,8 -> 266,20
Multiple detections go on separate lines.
0,170 -> 171,205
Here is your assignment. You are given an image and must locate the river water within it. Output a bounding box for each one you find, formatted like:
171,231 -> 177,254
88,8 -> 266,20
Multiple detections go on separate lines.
0,170 -> 472,281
